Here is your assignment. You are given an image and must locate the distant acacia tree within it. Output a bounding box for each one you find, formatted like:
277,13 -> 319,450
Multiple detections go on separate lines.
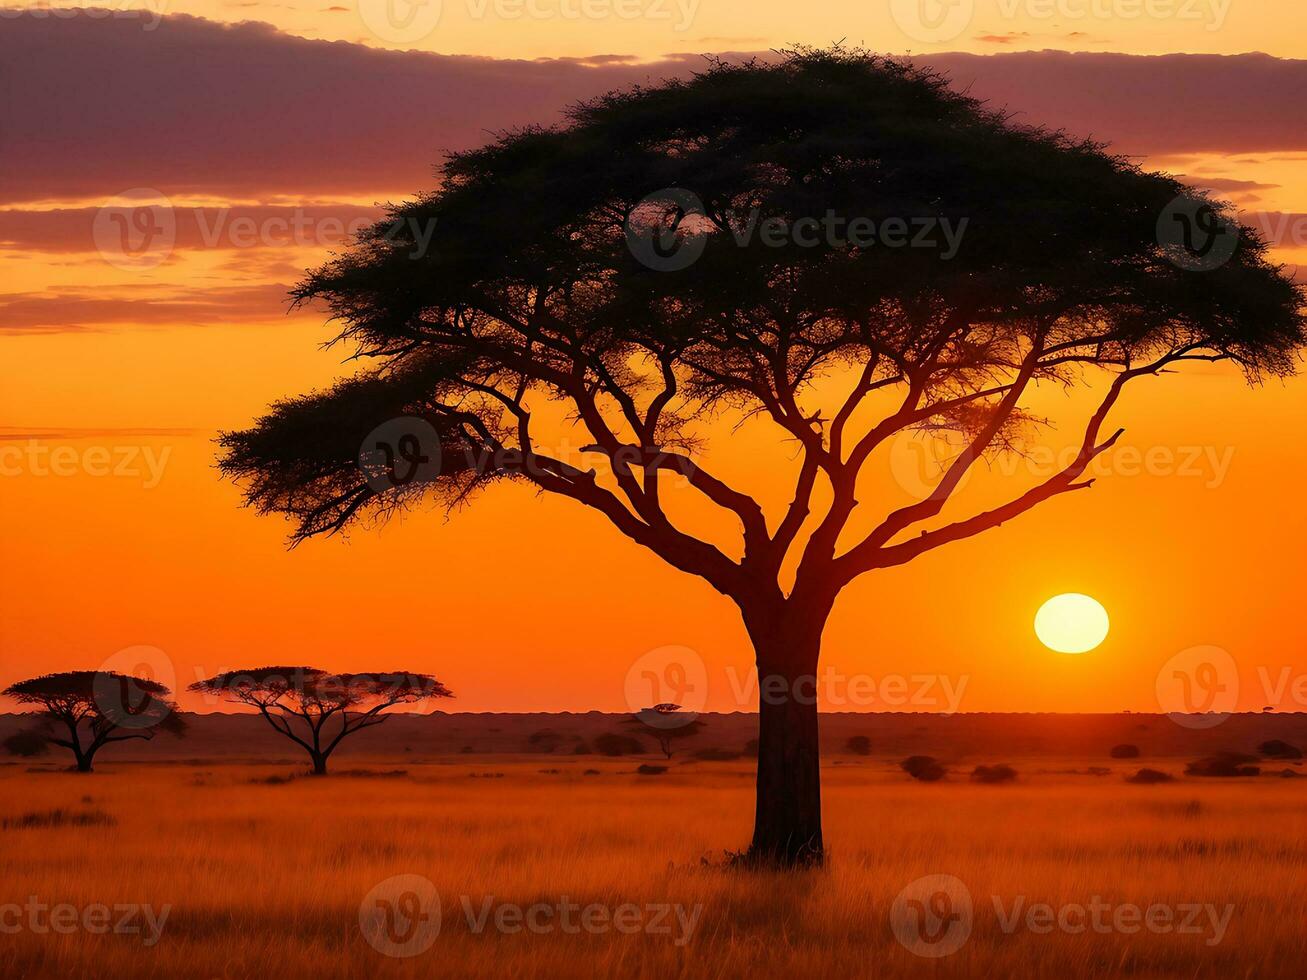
1,671 -> 185,772
189,667 -> 451,774
624,704 -> 706,759
218,49 -> 1304,864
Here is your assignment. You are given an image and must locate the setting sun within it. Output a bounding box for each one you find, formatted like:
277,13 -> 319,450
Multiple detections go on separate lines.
1034,593 -> 1111,654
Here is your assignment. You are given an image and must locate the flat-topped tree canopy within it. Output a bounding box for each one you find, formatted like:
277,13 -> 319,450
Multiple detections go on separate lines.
219,45 -> 1304,860
191,667 -> 451,710
5,669 -> 171,701
4,670 -> 179,726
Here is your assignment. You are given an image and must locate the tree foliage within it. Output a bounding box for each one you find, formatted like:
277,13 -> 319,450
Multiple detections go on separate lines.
220,48 -> 1302,616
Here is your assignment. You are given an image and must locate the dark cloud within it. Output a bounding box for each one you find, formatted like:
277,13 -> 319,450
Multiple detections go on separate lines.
926,51 -> 1307,157
3,15 -> 1306,205
0,14 -> 707,205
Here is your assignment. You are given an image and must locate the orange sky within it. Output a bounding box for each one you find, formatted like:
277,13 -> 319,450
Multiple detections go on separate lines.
2,2 -> 1306,715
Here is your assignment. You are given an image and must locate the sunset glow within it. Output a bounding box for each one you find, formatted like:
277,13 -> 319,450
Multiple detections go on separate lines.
2,4 -> 1305,718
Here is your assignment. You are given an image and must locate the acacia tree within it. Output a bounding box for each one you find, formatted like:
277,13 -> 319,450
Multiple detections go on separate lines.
625,703 -> 706,759
189,667 -> 451,774
1,671 -> 185,772
219,50 -> 1304,864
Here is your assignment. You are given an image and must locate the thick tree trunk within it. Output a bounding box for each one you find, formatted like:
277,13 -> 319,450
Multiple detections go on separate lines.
310,753 -> 328,776
71,738 -> 94,773
746,612 -> 827,867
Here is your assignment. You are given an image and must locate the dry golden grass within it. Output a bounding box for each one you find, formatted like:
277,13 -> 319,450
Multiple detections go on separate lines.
1,758 -> 1304,978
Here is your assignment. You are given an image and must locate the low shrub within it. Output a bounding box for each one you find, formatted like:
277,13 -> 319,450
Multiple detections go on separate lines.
900,756 -> 947,782
1259,739 -> 1303,760
3,732 -> 49,758
1185,753 -> 1260,777
971,764 -> 1018,784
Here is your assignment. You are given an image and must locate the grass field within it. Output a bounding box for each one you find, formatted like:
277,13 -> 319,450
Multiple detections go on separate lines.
1,758 -> 1304,978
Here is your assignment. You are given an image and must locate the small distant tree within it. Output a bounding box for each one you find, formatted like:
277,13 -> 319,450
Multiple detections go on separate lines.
624,703 -> 706,759
189,667 -> 451,774
1,671 -> 185,772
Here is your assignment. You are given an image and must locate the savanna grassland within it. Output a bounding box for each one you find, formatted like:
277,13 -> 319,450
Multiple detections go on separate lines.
1,757 -> 1304,979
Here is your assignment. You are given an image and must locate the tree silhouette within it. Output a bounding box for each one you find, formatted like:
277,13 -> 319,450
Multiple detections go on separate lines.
189,667 -> 451,775
624,703 -> 705,758
1,671 -> 185,772
219,49 -> 1304,864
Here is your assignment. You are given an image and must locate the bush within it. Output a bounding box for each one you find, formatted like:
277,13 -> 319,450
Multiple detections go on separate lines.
594,733 -> 644,757
572,742 -> 592,755
845,735 -> 871,756
1185,753 -> 1260,777
1126,768 -> 1174,784
3,732 -> 49,758
1109,743 -> 1140,759
900,756 -> 946,782
1258,739 -> 1303,760
636,764 -> 668,775
971,764 -> 1018,784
